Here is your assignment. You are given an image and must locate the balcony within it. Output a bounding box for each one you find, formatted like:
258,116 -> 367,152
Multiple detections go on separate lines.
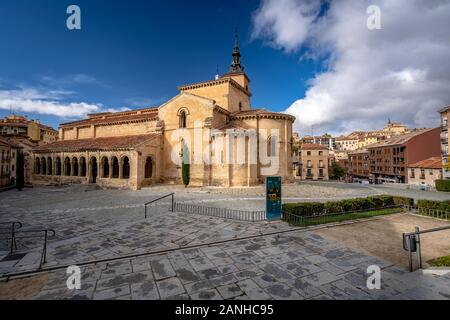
442,124 -> 448,131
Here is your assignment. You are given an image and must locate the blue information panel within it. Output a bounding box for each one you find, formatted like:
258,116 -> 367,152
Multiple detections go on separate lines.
266,176 -> 282,220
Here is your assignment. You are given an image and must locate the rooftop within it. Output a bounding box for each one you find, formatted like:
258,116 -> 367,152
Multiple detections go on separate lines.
409,157 -> 442,169
301,143 -> 329,151
366,128 -> 437,148
33,133 -> 160,153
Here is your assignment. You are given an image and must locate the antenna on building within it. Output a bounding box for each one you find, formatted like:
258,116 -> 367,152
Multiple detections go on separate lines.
215,64 -> 220,80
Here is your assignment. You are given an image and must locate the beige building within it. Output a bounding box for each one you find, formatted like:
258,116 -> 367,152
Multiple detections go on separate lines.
407,157 -> 442,188
0,114 -> 58,144
0,137 -> 19,187
298,143 -> 329,180
31,35 -> 295,190
335,136 -> 359,151
439,106 -> 450,179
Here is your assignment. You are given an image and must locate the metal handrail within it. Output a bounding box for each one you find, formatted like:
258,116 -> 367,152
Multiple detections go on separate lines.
403,225 -> 450,272
0,221 -> 23,254
10,229 -> 56,268
144,193 -> 174,218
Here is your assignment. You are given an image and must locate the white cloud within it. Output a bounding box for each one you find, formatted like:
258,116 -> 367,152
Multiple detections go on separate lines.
251,0 -> 450,135
0,86 -> 107,118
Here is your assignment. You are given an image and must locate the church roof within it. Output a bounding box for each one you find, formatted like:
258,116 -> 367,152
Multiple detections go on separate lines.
60,108 -> 159,128
32,133 -> 160,153
231,109 -> 295,121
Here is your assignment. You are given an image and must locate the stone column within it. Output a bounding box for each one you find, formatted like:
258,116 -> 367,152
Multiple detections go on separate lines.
109,157 -> 113,179
119,158 -> 124,179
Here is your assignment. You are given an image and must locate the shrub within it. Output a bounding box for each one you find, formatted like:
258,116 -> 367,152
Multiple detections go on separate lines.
435,180 -> 450,192
282,195 -> 412,217
284,202 -> 325,217
417,199 -> 450,212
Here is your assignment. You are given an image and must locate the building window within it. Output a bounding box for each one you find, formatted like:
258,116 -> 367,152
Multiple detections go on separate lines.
307,151 -> 311,156
179,110 -> 187,128
410,169 -> 415,178
319,151 -> 323,156
145,157 -> 153,178
420,169 -> 425,179
122,156 -> 130,179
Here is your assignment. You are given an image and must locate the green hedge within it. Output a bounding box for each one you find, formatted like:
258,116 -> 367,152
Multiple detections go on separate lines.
283,195 -> 413,217
435,180 -> 450,192
417,199 -> 450,212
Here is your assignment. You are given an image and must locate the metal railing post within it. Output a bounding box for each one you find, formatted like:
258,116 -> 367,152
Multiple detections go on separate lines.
415,226 -> 422,270
171,194 -> 174,212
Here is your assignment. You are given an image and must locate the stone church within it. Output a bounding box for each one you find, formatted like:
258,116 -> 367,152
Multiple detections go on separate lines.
32,34 -> 295,190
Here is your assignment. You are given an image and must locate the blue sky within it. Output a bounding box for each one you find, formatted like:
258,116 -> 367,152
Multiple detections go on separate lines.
0,0 -> 322,130
2,1 -> 449,135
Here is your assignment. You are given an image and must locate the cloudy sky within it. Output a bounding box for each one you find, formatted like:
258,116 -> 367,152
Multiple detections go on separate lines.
252,0 -> 450,134
0,0 -> 449,135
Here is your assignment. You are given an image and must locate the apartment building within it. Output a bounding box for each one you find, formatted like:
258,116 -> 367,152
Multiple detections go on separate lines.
0,137 -> 19,187
0,114 -> 58,144
302,135 -> 336,150
299,144 -> 329,180
439,106 -> 450,179
407,157 -> 442,188
335,136 -> 359,151
368,128 -> 441,183
348,149 -> 370,180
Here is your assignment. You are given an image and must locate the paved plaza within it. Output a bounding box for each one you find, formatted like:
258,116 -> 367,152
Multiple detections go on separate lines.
0,182 -> 449,300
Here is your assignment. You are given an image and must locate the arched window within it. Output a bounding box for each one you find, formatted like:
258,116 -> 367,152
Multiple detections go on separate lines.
145,157 -> 153,178
80,157 -> 87,177
64,157 -> 71,176
239,102 -> 243,112
55,157 -> 61,176
35,158 -> 41,174
122,156 -> 130,179
102,157 -> 109,178
47,157 -> 52,175
179,110 -> 187,128
72,158 -> 79,176
112,157 -> 119,178
267,136 -> 277,157
41,157 -> 46,175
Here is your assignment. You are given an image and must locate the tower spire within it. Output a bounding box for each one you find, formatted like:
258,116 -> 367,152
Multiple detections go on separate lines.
229,30 -> 244,73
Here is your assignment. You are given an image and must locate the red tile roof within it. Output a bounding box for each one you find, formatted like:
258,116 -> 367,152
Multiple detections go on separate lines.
60,108 -> 159,127
33,134 -> 160,152
301,143 -> 329,150
409,157 -> 442,169
231,109 -> 295,121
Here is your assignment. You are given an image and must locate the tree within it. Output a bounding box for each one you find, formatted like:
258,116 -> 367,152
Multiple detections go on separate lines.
181,143 -> 190,187
16,151 -> 25,191
329,161 -> 345,180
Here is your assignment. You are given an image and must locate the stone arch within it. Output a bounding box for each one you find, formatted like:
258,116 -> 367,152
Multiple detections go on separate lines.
145,156 -> 153,179
121,156 -> 130,179
47,156 -> 52,175
55,157 -> 61,176
111,156 -> 119,178
64,157 -> 71,176
35,157 -> 41,174
41,157 -> 47,175
101,156 -> 109,178
90,156 -> 98,183
80,157 -> 87,177
72,157 -> 79,176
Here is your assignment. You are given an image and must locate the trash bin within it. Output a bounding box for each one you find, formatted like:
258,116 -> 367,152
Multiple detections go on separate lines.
403,234 -> 417,252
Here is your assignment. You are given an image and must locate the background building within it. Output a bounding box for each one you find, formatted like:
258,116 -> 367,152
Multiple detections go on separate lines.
368,128 -> 441,184
0,114 -> 58,144
439,106 -> 449,179
348,149 -> 370,181
0,137 -> 20,187
298,143 -> 329,180
407,157 -> 442,189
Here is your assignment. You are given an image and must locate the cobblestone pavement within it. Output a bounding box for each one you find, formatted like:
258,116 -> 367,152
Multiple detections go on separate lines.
0,184 -> 449,300
3,231 -> 450,300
